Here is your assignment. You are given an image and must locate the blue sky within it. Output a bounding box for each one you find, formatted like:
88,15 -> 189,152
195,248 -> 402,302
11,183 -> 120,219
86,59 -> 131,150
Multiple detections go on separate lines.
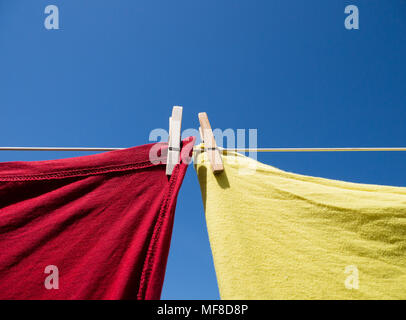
0,1 -> 405,299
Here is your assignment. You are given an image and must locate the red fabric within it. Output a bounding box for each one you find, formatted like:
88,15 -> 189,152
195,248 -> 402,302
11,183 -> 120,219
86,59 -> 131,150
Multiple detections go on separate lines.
0,137 -> 195,300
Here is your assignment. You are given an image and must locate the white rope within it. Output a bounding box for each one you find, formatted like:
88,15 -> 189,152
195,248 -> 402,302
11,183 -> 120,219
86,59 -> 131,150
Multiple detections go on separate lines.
0,146 -> 405,152
0,147 -> 123,151
216,147 -> 406,152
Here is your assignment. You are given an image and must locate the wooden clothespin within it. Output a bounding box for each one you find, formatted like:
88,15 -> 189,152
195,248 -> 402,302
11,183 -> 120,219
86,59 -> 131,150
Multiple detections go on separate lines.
198,112 -> 224,173
166,106 -> 183,176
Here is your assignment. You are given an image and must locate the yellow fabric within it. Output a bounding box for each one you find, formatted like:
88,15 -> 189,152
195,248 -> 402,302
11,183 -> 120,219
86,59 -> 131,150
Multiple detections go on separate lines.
195,149 -> 406,300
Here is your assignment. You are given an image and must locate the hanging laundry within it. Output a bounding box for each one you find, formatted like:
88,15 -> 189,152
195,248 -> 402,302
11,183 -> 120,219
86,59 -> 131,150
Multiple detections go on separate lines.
195,149 -> 406,300
0,137 -> 195,300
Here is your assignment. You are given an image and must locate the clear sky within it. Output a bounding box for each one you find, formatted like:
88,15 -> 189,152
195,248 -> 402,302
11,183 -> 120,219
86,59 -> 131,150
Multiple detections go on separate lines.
0,1 -> 405,299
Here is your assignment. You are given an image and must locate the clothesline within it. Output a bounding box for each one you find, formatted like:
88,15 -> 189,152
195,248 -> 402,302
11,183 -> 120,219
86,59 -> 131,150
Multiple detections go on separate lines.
0,146 -> 406,152
217,147 -> 406,152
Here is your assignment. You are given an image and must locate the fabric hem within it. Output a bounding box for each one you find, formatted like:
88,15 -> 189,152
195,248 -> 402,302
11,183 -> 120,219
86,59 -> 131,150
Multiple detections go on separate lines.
0,161 -> 154,181
136,137 -> 195,300
136,165 -> 180,300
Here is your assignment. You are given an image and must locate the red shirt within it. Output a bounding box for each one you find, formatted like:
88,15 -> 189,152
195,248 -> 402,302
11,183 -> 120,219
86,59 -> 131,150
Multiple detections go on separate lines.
0,137 -> 195,300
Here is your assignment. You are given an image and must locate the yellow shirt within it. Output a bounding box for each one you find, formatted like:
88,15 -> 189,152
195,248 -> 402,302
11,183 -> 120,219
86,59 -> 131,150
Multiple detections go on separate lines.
195,149 -> 406,299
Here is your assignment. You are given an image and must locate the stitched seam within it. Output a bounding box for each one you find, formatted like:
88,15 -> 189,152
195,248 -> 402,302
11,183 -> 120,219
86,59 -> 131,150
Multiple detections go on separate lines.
137,165 -> 180,300
0,161 -> 156,181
